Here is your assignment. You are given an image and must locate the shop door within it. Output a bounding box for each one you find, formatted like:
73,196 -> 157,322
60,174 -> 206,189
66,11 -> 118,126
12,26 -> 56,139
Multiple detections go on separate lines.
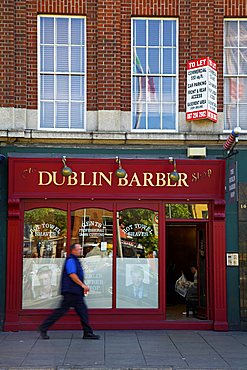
166,223 -> 208,320
196,224 -> 208,319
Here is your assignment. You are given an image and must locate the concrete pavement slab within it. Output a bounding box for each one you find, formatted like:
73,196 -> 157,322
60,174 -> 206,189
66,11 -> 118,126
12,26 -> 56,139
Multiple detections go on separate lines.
0,356 -> 27,367
144,354 -> 189,367
0,330 -> 247,369
22,353 -> 66,367
183,355 -> 230,368
5,332 -> 39,341
42,331 -> 73,339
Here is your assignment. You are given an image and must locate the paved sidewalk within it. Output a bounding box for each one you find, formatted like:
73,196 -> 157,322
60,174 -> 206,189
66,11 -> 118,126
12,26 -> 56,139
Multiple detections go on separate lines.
0,330 -> 247,370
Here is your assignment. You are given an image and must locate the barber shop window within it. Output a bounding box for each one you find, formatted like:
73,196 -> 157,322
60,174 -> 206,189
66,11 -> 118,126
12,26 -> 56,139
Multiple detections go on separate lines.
165,204 -> 208,219
71,208 -> 113,308
224,20 -> 247,131
116,208 -> 159,308
132,18 -> 178,130
22,208 -> 67,309
39,16 -> 86,129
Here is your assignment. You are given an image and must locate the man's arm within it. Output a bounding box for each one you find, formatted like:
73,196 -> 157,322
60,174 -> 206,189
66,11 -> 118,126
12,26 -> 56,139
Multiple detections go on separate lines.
69,273 -> 90,293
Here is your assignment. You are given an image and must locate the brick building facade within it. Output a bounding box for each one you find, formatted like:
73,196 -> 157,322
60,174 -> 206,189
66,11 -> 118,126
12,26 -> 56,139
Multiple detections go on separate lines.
0,0 -> 247,330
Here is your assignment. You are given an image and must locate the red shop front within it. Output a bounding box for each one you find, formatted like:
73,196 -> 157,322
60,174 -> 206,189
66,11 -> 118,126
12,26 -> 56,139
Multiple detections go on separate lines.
5,156 -> 228,331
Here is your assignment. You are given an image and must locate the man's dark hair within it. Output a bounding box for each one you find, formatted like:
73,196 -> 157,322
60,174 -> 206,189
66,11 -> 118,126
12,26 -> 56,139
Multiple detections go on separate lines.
70,243 -> 79,251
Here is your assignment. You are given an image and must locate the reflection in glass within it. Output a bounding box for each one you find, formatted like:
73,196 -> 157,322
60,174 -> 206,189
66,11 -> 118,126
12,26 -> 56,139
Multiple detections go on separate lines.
165,204 -> 208,219
224,48 -> 238,75
133,19 -> 146,46
224,20 -> 247,130
22,208 -> 67,309
225,104 -> 237,131
71,208 -> 113,308
224,21 -> 238,47
39,16 -> 85,129
132,18 -> 177,131
116,208 -> 159,308
240,21 -> 247,47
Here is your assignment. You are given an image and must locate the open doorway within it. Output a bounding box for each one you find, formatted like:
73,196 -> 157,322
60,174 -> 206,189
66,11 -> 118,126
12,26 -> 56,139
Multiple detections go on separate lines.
166,223 -> 207,321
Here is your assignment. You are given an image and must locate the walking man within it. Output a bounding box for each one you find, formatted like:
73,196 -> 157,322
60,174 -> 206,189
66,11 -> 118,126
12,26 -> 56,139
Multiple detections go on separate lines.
39,243 -> 100,340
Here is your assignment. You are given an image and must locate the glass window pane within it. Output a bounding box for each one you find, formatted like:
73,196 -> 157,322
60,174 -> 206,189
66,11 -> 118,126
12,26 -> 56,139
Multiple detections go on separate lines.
163,20 -> 176,46
40,46 -> 54,72
224,77 -> 238,103
163,48 -> 176,74
165,204 -> 208,219
224,48 -> 238,75
224,104 -> 237,130
239,48 -> 247,74
56,46 -> 69,72
239,77 -> 247,101
240,21 -> 247,47
162,103 -> 176,130
40,75 -> 54,100
148,103 -> 161,129
71,75 -> 84,100
56,75 -> 69,100
40,17 -> 54,44
133,19 -> 146,46
239,104 -> 247,130
162,77 -> 176,102
116,209 -> 159,308
40,102 -> 54,128
133,48 -> 146,74
56,102 -> 69,128
132,19 -> 177,131
132,76 -> 145,103
148,20 -> 161,46
148,76 -> 160,102
71,208 -> 113,308
71,18 -> 84,45
22,208 -> 67,309
71,47 -> 84,73
71,102 -> 84,129
56,18 -> 69,44
148,48 -> 161,74
132,105 -> 146,130
224,21 -> 238,47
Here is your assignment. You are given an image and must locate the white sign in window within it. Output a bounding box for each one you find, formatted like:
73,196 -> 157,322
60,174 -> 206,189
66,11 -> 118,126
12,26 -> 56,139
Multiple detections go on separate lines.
186,57 -> 217,122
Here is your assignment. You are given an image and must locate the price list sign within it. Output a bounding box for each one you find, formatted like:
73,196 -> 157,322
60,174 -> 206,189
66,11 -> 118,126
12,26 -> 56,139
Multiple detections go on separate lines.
186,57 -> 217,122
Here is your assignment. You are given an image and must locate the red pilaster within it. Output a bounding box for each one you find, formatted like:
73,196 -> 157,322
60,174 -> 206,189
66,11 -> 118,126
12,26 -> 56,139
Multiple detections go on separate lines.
4,198 -> 22,331
212,200 -> 228,331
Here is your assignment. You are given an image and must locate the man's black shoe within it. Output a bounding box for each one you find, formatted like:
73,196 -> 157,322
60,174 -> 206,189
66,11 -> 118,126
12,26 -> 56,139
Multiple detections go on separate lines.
83,332 -> 100,340
38,326 -> 50,340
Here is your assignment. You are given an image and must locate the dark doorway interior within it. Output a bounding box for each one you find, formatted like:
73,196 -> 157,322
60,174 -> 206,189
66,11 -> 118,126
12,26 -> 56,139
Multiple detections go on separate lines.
166,224 -> 202,321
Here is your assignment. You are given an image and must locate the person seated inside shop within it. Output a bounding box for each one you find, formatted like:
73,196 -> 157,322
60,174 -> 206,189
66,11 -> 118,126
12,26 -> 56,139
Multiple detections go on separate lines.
184,264 -> 198,316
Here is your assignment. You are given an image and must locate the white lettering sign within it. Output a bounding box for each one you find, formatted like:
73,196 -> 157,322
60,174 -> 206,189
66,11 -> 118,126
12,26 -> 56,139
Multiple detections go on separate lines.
186,57 -> 217,123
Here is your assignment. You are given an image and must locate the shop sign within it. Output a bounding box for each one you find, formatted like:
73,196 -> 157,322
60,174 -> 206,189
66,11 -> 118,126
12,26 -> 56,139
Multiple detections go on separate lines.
186,57 -> 217,122
228,162 -> 237,203
9,158 -> 226,200
30,223 -> 61,237
123,224 -> 153,237
239,183 -> 247,221
226,253 -> 239,266
79,220 -> 104,237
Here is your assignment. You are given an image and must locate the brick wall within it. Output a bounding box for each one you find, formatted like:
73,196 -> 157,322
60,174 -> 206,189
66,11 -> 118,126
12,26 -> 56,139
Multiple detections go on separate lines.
0,0 -> 15,108
0,0 -> 245,113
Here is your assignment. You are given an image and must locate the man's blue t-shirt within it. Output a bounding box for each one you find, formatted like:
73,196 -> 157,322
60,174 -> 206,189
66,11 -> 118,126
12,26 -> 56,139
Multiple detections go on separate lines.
61,254 -> 84,295
65,258 -> 77,275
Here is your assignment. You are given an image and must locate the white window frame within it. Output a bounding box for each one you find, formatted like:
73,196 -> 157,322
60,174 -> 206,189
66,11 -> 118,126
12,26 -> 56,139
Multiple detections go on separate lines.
131,17 -> 179,132
38,15 -> 87,131
224,18 -> 247,133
